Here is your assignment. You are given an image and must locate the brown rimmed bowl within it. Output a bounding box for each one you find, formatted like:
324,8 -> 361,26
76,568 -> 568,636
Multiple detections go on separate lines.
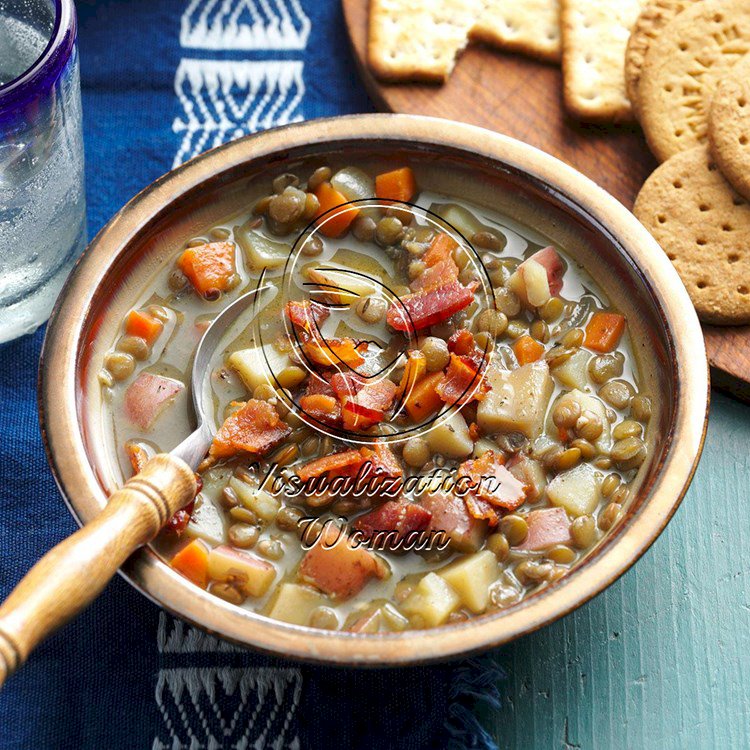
39,114 -> 709,665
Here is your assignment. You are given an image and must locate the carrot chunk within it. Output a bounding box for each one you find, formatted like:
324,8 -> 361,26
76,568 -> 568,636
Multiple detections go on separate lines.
209,399 -> 291,460
404,371 -> 444,422
178,241 -> 236,298
584,311 -> 627,353
125,310 -> 163,346
314,182 -> 359,238
422,233 -> 458,267
171,539 -> 210,588
303,337 -> 366,368
513,335 -> 545,365
375,167 -> 417,203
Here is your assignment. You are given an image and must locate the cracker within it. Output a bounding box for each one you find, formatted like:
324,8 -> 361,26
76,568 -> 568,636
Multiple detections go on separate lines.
368,0 -> 481,83
561,0 -> 645,122
634,145 -> 750,324
709,52 -> 750,201
624,0 -> 702,114
638,1 -> 750,162
472,0 -> 562,63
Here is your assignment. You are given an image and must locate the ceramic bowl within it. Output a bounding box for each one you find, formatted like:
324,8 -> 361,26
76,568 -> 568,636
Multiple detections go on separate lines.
39,114 -> 709,665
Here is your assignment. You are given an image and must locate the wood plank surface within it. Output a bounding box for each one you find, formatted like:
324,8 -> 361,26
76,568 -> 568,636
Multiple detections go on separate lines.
484,392 -> 750,748
343,0 -> 750,403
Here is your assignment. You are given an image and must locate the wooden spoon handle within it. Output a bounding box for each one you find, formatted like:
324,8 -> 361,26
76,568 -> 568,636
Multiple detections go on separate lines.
0,454 -> 196,688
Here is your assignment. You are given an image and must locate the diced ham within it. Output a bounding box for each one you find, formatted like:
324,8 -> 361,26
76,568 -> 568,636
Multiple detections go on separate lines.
353,500 -> 432,547
209,399 -> 291,459
386,281 -> 477,333
298,525 -> 387,599
517,508 -> 572,551
420,493 -> 488,553
124,372 -> 184,430
507,453 -> 547,501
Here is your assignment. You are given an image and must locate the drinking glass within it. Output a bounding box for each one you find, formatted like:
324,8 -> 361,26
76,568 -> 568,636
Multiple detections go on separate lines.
0,0 -> 86,343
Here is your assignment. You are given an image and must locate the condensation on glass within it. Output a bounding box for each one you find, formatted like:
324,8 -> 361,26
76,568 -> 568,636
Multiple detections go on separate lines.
0,0 -> 86,342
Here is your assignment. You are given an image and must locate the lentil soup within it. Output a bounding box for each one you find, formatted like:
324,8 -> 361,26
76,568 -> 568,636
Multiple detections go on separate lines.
98,160 -> 653,633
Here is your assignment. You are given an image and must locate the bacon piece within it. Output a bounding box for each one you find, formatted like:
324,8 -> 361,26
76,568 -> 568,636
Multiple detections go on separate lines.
386,281 -> 477,333
353,501 -> 432,546
285,300 -> 330,332
465,493 -> 501,527
209,399 -> 291,460
305,372 -> 335,398
447,329 -> 475,356
410,258 -> 459,292
341,379 -> 398,431
458,450 -> 527,512
296,449 -> 366,481
299,394 -> 341,426
124,372 -> 184,430
436,354 -> 483,406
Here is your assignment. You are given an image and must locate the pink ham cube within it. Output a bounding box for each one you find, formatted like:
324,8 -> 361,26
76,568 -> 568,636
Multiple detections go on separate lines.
517,507 -> 572,551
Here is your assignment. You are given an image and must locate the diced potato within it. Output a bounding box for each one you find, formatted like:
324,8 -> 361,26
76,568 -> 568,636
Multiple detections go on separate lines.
184,500 -> 226,546
551,349 -> 591,390
507,454 -> 547,501
229,477 -> 280,522
267,583 -> 328,625
235,226 -> 290,270
331,166 -> 375,202
305,266 -> 378,305
547,463 -> 601,517
228,345 -> 289,394
550,389 -> 611,451
477,361 -> 554,438
430,203 -> 484,239
298,526 -> 386,599
207,545 -> 276,597
426,411 -> 474,459
509,258 -> 550,307
400,572 -> 461,627
439,550 -> 497,614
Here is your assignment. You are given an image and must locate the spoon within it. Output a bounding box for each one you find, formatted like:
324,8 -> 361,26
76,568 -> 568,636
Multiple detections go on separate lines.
0,287 -> 269,687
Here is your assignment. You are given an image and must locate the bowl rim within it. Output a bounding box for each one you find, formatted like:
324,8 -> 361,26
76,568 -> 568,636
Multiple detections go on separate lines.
39,113 -> 710,665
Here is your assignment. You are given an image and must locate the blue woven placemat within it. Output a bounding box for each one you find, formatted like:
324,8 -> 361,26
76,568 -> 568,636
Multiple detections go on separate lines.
0,1 -> 503,747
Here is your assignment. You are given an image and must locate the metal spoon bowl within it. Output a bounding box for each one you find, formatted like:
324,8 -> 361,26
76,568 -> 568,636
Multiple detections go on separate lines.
0,285 -> 269,687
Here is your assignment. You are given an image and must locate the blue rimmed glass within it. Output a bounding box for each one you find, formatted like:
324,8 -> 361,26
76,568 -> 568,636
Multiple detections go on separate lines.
0,0 -> 86,343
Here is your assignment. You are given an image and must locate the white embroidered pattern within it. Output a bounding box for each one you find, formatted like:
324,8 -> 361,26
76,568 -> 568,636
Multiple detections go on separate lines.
180,0 -> 311,50
172,59 -> 305,167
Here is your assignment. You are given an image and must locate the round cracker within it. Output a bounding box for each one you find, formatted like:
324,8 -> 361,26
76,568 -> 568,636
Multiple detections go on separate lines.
625,0 -> 701,115
634,145 -> 750,324
709,52 -> 750,201
638,1 -> 750,162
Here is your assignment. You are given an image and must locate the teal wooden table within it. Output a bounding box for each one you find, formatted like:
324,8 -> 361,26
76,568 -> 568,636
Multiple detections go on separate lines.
483,390 -> 749,748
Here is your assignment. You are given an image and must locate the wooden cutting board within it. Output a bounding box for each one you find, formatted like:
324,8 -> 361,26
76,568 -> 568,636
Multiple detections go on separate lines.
342,0 -> 750,402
